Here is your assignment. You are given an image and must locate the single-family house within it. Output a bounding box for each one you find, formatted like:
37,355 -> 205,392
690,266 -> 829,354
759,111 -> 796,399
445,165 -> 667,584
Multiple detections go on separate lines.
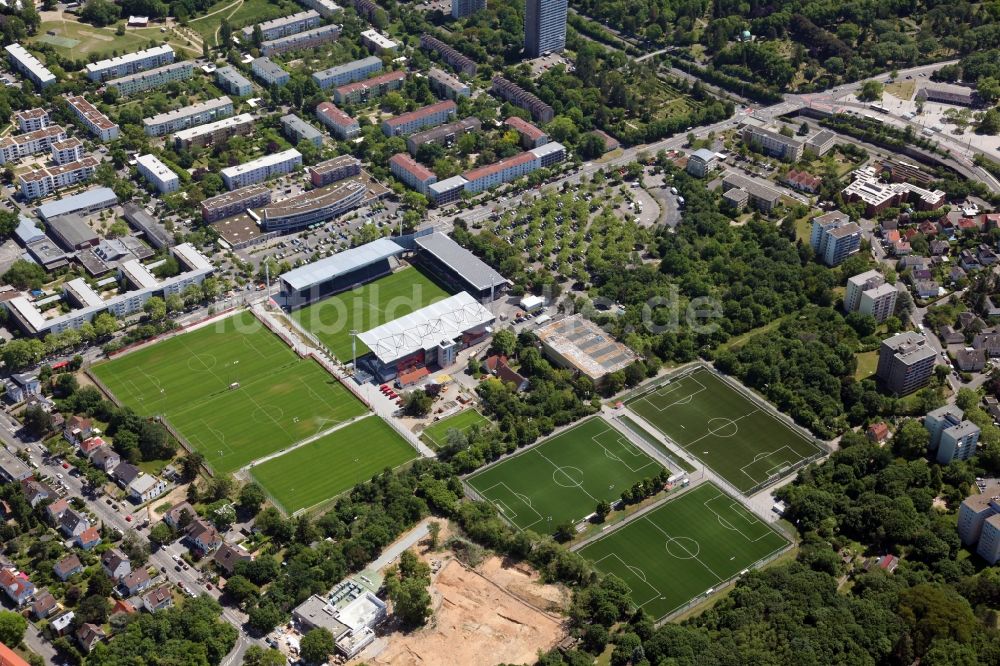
111,599 -> 137,617
53,554 -> 83,581
950,266 -> 968,283
128,474 -> 167,503
31,590 -> 57,619
101,548 -> 131,581
79,436 -> 107,457
113,462 -> 142,487
929,240 -> 950,256
186,518 -> 222,553
120,567 -> 152,596
913,280 -> 940,299
76,623 -> 106,653
76,526 -> 101,551
214,542 -> 253,574
91,447 -> 120,473
496,360 -> 529,392
20,479 -> 54,508
938,325 -> 965,345
973,328 -> 1000,357
63,415 -> 93,445
46,498 -> 69,523
59,509 -> 90,538
0,568 -> 35,606
918,221 -> 939,237
960,249 -> 981,271
142,585 -> 174,613
50,612 -> 75,636
2,373 -> 40,403
979,244 -> 999,266
867,422 -> 890,444
163,501 -> 196,530
956,349 -> 987,373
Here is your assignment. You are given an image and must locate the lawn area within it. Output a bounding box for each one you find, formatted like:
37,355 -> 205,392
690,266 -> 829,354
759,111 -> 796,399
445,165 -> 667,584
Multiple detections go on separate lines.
626,366 -> 822,494
577,482 -> 789,621
466,418 -> 663,531
31,19 -> 198,58
92,311 -> 367,474
421,409 -> 489,450
855,350 -> 879,379
291,267 -> 450,361
189,0 -> 299,45
885,79 -> 916,101
251,416 -> 416,514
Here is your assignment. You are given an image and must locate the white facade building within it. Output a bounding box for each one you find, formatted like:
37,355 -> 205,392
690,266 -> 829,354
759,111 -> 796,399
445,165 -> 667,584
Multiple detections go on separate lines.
136,154 -> 180,194
221,149 -> 302,190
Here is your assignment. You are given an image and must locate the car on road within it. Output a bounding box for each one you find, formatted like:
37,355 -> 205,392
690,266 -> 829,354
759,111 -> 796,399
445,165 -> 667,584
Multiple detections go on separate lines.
125,515 -> 132,522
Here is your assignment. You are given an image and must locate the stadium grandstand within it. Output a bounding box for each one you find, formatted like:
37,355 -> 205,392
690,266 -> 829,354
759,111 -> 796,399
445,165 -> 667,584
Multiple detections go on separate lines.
277,238 -> 405,309
413,232 -> 509,301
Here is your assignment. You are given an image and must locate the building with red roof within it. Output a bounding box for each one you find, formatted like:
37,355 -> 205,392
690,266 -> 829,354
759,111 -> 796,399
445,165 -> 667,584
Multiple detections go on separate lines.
505,116 -> 548,148
381,100 -> 457,137
314,102 -> 360,139
389,153 -> 437,195
333,70 -> 405,105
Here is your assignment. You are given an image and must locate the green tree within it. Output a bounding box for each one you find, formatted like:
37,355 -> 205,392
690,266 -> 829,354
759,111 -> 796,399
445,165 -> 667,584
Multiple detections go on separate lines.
0,611 -> 27,647
979,108 -> 1000,135
223,575 -> 259,606
243,646 -> 285,666
300,628 -> 335,664
143,296 -> 167,321
238,482 -> 266,515
22,406 -> 52,438
3,259 -> 47,290
892,419 -> 930,459
0,210 -> 18,240
403,390 -> 433,417
859,80 -> 884,102
148,521 -> 174,547
490,328 -> 517,358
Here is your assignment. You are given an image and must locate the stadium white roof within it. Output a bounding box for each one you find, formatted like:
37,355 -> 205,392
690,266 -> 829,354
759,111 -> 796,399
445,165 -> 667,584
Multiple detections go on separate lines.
414,232 -> 508,292
358,291 -> 494,364
280,238 -> 404,292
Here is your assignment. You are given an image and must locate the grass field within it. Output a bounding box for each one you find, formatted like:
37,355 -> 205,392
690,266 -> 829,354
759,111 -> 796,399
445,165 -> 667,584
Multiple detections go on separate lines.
466,418 -> 663,531
422,409 -> 489,450
92,311 -> 367,474
626,367 -> 822,494
291,267 -> 450,360
578,482 -> 788,620
251,416 -> 416,513
32,19 -> 197,58
189,0 -> 299,45
617,415 -> 695,473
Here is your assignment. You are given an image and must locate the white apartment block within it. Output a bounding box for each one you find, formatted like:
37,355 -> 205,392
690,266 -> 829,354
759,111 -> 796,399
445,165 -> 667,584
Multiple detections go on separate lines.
136,154 -> 180,194
260,24 -> 340,57
957,486 -> 1000,564
65,95 -> 120,142
19,156 -> 100,200
15,108 -> 49,133
0,125 -> 66,164
300,0 -> 342,17
312,56 -> 382,90
844,270 -> 897,323
51,138 -> 85,166
242,10 -> 321,40
85,45 -> 175,82
142,97 -> 233,136
215,66 -> 254,97
315,102 -> 360,139
741,119 -> 804,161
221,149 -> 302,190
5,44 -> 56,89
361,29 -> 398,53
251,57 -> 290,87
106,61 -> 193,97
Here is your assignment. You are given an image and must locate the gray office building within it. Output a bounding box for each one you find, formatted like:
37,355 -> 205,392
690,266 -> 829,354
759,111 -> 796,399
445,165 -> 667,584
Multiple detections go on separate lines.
524,0 -> 567,58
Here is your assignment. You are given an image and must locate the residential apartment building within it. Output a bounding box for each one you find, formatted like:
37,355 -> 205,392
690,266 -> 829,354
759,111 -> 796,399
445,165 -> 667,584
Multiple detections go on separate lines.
215,66 -> 254,97
50,138 -> 85,166
301,0 -> 342,17
505,116 -> 547,148
843,166 -> 946,217
19,156 -> 100,200
0,125 -> 66,164
419,34 -> 477,77
686,148 -> 717,178
524,0 -> 567,57
106,61 -> 193,97
407,116 -> 481,155
876,331 -> 937,396
136,154 -> 180,194
15,108 -> 49,133
350,0 -> 380,21
242,10 -> 321,41
65,95 -> 120,142
452,0 -> 486,18
958,484 -> 1000,564
390,153 -> 437,195
721,171 -> 783,213
173,113 -> 254,150
85,45 -> 175,82
6,44 -> 56,88
428,67 -> 470,100
315,102 -> 360,139
142,97 -> 233,137
741,120 -> 804,161
425,142 -> 565,201
309,155 -> 360,187
381,100 -> 457,137
281,114 -> 324,148
810,211 -> 861,266
361,29 -> 398,53
491,76 -> 554,123
333,70 -> 405,105
251,57 -> 290,87
261,24 -> 341,57
844,270 -> 898,323
221,148 -> 302,190
925,405 -> 980,464
201,184 -> 272,223
312,56 -> 383,90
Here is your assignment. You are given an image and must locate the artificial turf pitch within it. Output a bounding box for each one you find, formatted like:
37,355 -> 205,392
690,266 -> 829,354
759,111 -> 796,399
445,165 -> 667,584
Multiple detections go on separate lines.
626,367 -> 822,494
291,267 -> 450,360
421,409 -> 489,450
251,416 -> 417,513
466,418 -> 662,530
92,311 -> 367,474
577,482 -> 788,620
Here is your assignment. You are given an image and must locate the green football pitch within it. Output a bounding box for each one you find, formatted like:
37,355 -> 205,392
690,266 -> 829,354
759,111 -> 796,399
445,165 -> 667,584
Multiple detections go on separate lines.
291,267 -> 450,360
251,416 -> 417,514
578,482 -> 789,620
92,311 -> 367,474
421,409 -> 489,450
626,367 -> 822,494
466,418 -> 663,531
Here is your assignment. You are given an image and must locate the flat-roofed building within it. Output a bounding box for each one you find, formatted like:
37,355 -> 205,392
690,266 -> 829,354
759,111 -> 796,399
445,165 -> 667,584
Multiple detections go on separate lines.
536,314 -> 638,386
293,581 -> 387,659
136,154 -> 180,194
333,70 -> 405,105
0,125 -> 67,164
19,156 -> 100,200
361,29 -> 398,53
315,102 -> 360,139
805,129 -> 836,156
843,166 -> 946,217
221,148 -> 302,190
741,119 -> 804,161
407,116 -> 481,155
301,0 -> 342,17
958,483 -> 1000,547
201,184 -> 272,223
47,213 -> 98,250
6,44 -> 56,89
261,23 -> 341,56
491,76 -> 553,123
419,34 -> 477,77
309,155 -> 360,187
15,108 -> 49,133
215,66 -> 253,96
686,148 -> 717,178
452,0 -> 486,18
242,10 -> 321,40
877,331 -> 937,396
721,171 -> 783,213
524,0 -> 567,57
313,56 -> 383,90
173,113 -> 254,150
278,237 -> 404,308
381,100 -> 457,137
123,203 -> 171,249
143,97 -> 233,137
845,270 -> 897,323
414,232 -> 508,301
36,187 -> 117,222
86,45 -> 175,82
809,210 -> 861,266
50,137 -> 84,165
106,61 -> 193,97
65,95 -> 119,142
389,153 -> 437,195
251,57 -> 290,87
281,114 -> 323,148
427,67 -> 470,100
428,175 -> 466,206
258,178 -> 366,231
505,116 -> 547,148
